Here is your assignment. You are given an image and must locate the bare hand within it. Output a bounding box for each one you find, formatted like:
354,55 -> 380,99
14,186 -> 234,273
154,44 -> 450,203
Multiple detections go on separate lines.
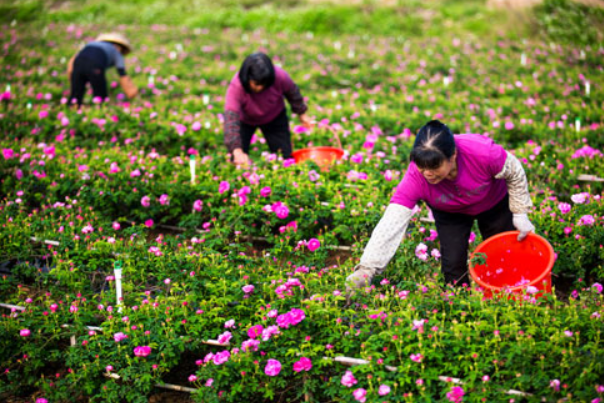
299,114 -> 314,130
232,148 -> 250,167
119,76 -> 138,99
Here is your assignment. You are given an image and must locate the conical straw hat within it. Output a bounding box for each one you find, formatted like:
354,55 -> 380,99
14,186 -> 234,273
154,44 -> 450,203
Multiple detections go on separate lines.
96,33 -> 132,55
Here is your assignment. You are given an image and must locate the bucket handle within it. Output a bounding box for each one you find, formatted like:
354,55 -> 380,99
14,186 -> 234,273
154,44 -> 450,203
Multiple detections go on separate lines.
326,125 -> 343,150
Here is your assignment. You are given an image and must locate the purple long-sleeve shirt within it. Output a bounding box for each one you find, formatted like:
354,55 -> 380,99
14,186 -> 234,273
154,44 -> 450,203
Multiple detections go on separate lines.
224,66 -> 307,153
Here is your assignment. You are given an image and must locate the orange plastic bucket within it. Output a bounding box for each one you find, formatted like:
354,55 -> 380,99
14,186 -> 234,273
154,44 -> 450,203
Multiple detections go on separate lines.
469,231 -> 554,299
292,146 -> 344,170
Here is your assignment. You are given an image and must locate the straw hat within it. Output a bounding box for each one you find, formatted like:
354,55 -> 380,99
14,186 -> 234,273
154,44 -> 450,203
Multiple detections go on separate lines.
96,33 -> 132,55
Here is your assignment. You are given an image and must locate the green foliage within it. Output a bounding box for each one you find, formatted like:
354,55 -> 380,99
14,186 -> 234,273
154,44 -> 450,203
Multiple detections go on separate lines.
534,0 -> 604,46
0,1 -> 603,402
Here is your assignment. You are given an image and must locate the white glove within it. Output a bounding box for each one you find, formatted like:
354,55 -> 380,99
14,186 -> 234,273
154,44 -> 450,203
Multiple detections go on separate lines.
513,213 -> 535,241
346,265 -> 377,292
345,265 -> 378,306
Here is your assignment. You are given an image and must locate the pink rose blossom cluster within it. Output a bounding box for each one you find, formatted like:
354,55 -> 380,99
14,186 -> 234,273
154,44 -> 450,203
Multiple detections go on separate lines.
446,386 -> 465,403
241,338 -> 260,352
279,220 -> 298,233
212,350 -> 230,365
261,325 -> 281,341
276,308 -> 306,329
293,357 -> 312,373
275,278 -> 303,298
237,186 -> 251,205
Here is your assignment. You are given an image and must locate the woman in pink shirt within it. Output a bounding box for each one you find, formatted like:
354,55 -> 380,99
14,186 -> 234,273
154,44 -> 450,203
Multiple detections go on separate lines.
346,120 -> 536,292
223,53 -> 313,166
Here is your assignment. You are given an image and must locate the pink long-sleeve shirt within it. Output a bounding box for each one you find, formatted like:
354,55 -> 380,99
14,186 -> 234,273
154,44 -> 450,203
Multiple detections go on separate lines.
391,134 -> 508,216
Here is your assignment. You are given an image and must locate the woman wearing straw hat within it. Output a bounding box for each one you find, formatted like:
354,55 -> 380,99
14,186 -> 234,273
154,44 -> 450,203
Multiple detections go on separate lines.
67,33 -> 138,106
346,120 -> 536,294
224,52 -> 313,167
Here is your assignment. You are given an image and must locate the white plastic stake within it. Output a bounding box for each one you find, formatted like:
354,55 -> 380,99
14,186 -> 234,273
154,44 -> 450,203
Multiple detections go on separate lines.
114,262 -> 123,313
520,53 -> 526,66
202,94 -> 210,105
575,118 -> 581,132
443,76 -> 450,87
189,155 -> 196,184
5,84 -> 10,92
148,75 -> 155,85
585,81 -> 590,96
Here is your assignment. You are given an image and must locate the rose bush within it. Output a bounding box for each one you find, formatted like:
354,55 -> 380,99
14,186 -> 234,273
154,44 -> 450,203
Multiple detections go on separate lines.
0,3 -> 603,402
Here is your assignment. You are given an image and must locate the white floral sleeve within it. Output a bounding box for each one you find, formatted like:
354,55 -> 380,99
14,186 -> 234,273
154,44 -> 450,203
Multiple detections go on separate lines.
494,151 -> 533,214
359,203 -> 414,274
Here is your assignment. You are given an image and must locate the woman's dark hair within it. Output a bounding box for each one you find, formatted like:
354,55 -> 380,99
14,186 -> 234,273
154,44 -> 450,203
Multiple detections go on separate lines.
410,120 -> 456,169
238,53 -> 276,93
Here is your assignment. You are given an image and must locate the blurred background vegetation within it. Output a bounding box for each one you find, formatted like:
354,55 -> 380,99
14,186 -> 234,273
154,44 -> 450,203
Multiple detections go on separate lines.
1,0 -> 603,45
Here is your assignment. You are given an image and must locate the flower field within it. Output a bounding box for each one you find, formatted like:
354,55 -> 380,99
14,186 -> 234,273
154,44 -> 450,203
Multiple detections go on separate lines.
1,0 -> 603,402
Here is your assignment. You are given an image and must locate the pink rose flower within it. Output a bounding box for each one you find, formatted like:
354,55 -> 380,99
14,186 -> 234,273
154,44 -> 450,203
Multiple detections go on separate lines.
264,359 -> 282,376
378,384 -> 391,396
158,194 -> 169,206
217,331 -> 232,344
2,148 -> 15,160
248,324 -> 264,339
353,388 -> 367,402
306,238 -> 321,252
218,181 -> 230,194
133,346 -> 152,357
446,386 -> 465,403
260,186 -> 272,197
114,332 -> 128,342
341,370 -> 357,387
272,202 -> 289,219
20,329 -> 31,337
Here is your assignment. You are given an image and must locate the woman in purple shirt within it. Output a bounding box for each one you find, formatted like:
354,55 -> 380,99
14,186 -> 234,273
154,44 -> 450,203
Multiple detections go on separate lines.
346,120 -> 536,292
224,53 -> 313,166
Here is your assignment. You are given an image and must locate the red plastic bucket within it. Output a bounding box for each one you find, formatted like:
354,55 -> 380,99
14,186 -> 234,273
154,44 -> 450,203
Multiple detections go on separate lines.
469,231 -> 554,298
292,146 -> 344,170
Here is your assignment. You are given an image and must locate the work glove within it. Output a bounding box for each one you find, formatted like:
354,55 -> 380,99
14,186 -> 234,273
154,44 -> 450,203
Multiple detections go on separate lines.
345,265 -> 377,304
513,213 -> 535,241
